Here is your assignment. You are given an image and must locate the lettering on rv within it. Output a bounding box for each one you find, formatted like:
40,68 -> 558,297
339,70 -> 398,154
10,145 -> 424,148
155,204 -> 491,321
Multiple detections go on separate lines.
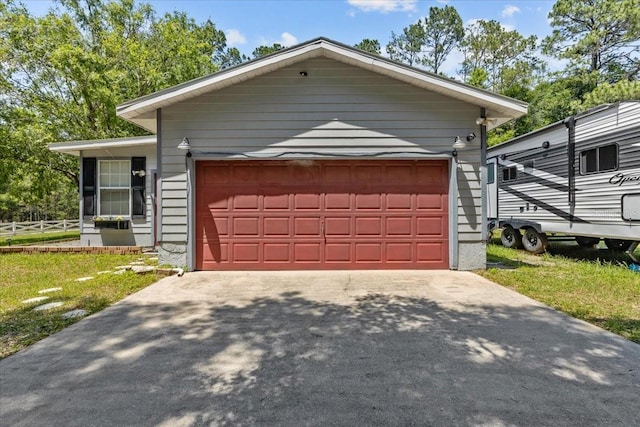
609,173 -> 640,186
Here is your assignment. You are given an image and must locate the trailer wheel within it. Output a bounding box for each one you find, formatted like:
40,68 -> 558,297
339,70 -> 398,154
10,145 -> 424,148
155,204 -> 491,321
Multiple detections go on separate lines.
522,228 -> 548,254
576,237 -> 600,248
604,239 -> 633,251
501,226 -> 523,249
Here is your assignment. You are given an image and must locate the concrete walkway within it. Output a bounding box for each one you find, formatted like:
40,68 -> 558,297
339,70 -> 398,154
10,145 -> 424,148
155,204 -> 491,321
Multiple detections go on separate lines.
1,271 -> 639,426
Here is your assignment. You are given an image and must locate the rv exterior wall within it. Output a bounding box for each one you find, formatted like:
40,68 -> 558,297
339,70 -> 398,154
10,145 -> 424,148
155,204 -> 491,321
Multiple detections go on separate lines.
159,58 -> 484,269
488,102 -> 640,242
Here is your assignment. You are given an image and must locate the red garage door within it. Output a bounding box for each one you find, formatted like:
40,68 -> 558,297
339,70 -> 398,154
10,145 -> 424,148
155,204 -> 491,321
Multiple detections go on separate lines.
196,160 -> 449,270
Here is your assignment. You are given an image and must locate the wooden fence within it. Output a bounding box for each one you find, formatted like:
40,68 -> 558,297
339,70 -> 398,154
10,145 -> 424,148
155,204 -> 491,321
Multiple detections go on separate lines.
0,220 -> 80,236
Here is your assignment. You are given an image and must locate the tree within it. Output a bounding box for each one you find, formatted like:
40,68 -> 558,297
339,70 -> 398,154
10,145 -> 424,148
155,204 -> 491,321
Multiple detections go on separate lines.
421,5 -> 463,74
542,0 -> 640,82
0,0 -> 235,220
385,5 -> 463,74
386,23 -> 425,66
459,20 -> 542,94
354,39 -> 381,55
252,43 -> 285,59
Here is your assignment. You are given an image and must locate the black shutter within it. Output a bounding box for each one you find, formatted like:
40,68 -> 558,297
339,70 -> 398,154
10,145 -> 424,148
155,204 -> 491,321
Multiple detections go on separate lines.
131,157 -> 146,218
82,158 -> 96,217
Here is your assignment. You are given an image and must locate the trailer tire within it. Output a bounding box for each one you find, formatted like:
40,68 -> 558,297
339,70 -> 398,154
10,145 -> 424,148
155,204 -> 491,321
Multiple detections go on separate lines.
522,228 -> 548,254
576,237 -> 600,248
604,239 -> 633,252
501,226 -> 523,249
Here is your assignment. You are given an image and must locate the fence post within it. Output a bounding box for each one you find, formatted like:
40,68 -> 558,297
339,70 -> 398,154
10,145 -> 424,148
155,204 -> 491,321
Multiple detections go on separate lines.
40,220 -> 44,233
12,222 -> 16,235
63,219 -> 67,231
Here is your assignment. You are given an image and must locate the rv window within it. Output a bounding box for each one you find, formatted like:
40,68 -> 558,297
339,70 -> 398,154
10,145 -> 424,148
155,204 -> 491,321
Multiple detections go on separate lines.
502,166 -> 517,182
580,143 -> 618,174
487,163 -> 495,184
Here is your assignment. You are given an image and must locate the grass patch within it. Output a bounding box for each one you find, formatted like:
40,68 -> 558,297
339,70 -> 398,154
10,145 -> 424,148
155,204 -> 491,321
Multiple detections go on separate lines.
0,253 -> 160,359
480,242 -> 640,343
0,231 -> 80,246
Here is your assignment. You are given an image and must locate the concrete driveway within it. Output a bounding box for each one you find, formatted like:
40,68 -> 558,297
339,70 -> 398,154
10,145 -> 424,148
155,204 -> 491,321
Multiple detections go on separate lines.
1,271 -> 639,426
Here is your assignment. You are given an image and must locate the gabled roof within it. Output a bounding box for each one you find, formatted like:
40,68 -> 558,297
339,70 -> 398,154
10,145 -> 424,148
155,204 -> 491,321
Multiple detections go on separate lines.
48,135 -> 156,156
116,37 -> 528,132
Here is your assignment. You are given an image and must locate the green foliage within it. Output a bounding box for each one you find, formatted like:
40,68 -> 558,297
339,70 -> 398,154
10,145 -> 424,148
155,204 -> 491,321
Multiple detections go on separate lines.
543,0 -> 640,81
0,231 -> 80,246
581,80 -> 640,108
481,243 -> 640,343
385,6 -> 463,74
459,20 -> 541,94
252,43 -> 285,59
0,0 -> 235,221
353,39 -> 381,55
0,253 -> 160,358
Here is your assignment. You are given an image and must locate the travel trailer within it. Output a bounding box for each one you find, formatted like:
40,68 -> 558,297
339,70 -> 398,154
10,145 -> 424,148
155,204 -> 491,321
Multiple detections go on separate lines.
487,101 -> 640,254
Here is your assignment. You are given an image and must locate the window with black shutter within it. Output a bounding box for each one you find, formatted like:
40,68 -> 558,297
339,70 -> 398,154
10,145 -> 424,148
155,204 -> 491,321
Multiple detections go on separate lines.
131,157 -> 146,218
82,158 -> 97,217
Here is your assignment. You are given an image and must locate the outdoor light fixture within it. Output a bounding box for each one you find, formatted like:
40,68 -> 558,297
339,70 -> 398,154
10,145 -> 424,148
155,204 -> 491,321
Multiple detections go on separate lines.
475,117 -> 497,126
452,136 -> 467,149
178,137 -> 192,158
542,141 -> 550,149
466,132 -> 477,142
299,71 -> 308,77
177,137 -> 191,150
132,169 -> 146,177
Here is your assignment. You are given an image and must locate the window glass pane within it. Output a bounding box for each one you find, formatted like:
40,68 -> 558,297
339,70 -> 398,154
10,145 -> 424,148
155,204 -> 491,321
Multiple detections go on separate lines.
487,163 -> 495,184
98,160 -> 130,216
598,144 -> 617,171
581,149 -> 597,173
100,189 -> 129,216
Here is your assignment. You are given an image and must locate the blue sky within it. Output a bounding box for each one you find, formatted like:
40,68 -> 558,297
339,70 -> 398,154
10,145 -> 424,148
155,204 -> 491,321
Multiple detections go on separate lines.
23,0 -> 559,76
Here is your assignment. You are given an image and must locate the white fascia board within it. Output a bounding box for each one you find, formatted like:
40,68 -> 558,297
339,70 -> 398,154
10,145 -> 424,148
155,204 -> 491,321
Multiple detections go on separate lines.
48,135 -> 156,156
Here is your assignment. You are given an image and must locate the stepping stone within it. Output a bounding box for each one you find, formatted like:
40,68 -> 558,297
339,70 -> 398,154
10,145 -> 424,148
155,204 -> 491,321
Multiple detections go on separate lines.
22,296 -> 49,304
33,302 -> 63,311
147,257 -> 159,261
115,265 -> 131,270
61,309 -> 88,319
131,266 -> 155,274
113,269 -> 126,275
129,261 -> 145,265
75,277 -> 94,282
38,287 -> 62,294
97,271 -> 112,275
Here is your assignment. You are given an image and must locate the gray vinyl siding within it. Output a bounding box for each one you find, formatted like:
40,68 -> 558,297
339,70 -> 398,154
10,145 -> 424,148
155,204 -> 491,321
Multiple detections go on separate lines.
79,145 -> 157,247
159,57 -> 485,267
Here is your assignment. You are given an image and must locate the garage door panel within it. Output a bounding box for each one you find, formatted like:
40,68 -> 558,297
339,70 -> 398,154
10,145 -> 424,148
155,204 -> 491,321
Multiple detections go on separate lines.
325,217 -> 351,236
386,243 -> 413,262
294,243 -> 322,262
264,194 -> 289,210
264,217 -> 290,236
263,243 -> 290,262
355,217 -> 382,236
355,243 -> 383,262
196,160 -> 449,270
294,194 -> 321,210
416,217 -> 445,236
233,194 -> 259,210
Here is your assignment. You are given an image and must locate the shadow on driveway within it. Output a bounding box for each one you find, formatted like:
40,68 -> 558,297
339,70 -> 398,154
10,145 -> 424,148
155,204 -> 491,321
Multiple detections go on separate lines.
1,271 -> 639,426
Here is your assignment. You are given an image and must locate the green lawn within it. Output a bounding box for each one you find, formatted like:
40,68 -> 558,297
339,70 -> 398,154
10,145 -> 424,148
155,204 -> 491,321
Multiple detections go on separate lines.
0,231 -> 80,246
479,243 -> 640,343
0,253 -> 160,359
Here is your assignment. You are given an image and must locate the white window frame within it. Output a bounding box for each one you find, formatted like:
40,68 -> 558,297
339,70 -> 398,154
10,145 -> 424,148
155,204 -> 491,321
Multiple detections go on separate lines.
97,159 -> 131,217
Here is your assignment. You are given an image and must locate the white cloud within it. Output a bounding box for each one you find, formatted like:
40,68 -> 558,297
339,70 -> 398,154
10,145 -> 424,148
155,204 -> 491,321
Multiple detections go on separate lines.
502,23 -> 515,32
225,29 -> 246,46
436,0 -> 450,3
277,32 -> 298,47
347,0 -> 417,14
502,5 -> 521,17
